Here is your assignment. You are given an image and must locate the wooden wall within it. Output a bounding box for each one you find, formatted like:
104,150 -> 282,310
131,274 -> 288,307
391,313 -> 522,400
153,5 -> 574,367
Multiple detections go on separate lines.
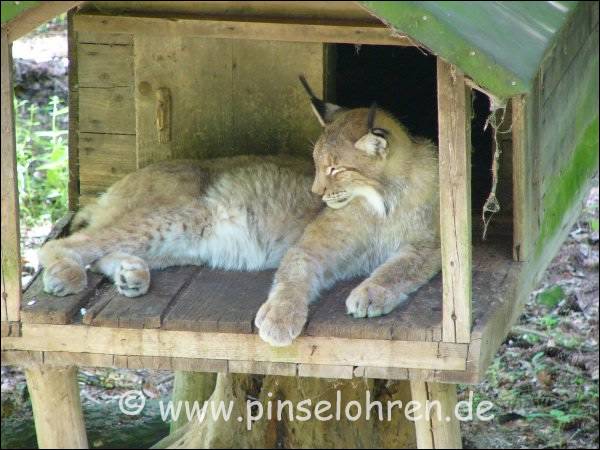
72,13 -> 329,206
518,1 -> 598,266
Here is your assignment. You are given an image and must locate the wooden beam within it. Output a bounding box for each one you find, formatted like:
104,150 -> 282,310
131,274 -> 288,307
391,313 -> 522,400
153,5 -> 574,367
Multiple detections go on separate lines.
436,58 -> 473,343
409,381 -> 435,449
410,381 -> 462,449
67,8 -> 80,211
3,1 -> 84,42
1,28 -> 21,325
25,365 -> 88,449
2,323 -> 469,371
511,95 -> 529,262
73,12 -> 412,46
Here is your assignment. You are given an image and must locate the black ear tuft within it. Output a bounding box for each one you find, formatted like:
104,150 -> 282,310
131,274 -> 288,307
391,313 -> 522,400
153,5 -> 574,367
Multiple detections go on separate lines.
367,102 -> 389,137
298,74 -> 345,126
367,102 -> 377,130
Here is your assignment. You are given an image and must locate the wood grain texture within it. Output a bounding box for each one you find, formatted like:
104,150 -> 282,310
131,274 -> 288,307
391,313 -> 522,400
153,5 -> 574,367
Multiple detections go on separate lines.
511,96 -> 529,261
25,365 -> 88,449
436,59 -> 473,344
79,86 -> 135,134
23,242 -> 514,349
1,29 -> 22,323
88,266 -> 200,328
77,31 -> 133,45
80,1 -> 381,23
427,382 -> 462,449
73,12 -> 410,46
78,42 -> 133,87
68,9 -> 80,211
134,35 -> 234,167
228,360 -> 297,376
133,34 -> 325,167
4,323 -> 469,371
162,269 -> 274,333
409,381 -> 435,449
21,272 -> 105,325
78,132 -> 137,196
231,39 -> 325,157
306,275 -> 443,341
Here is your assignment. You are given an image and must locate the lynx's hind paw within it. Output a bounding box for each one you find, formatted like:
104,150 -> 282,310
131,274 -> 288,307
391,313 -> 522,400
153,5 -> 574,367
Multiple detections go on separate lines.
43,259 -> 87,296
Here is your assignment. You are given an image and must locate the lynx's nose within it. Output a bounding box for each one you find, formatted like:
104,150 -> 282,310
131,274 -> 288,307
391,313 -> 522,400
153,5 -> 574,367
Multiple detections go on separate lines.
311,177 -> 326,196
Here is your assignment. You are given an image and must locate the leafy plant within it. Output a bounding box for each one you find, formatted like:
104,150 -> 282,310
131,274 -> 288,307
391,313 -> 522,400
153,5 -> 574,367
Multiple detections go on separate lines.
15,96 -> 68,228
536,285 -> 565,309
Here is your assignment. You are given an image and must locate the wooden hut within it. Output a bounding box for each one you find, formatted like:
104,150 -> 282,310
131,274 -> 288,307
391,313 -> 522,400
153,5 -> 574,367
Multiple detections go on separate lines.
1,1 -> 598,448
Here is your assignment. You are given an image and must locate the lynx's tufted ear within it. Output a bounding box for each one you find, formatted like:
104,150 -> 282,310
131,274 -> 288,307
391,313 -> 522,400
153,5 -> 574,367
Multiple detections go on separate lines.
299,75 -> 345,126
355,102 -> 389,157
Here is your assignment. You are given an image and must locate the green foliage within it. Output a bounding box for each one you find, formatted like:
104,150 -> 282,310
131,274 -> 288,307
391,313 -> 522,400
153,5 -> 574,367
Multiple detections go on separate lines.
536,285 -> 565,308
15,96 -> 68,227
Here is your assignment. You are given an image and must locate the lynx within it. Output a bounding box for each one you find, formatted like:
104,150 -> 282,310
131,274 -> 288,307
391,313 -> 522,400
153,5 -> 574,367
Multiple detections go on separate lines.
39,78 -> 441,347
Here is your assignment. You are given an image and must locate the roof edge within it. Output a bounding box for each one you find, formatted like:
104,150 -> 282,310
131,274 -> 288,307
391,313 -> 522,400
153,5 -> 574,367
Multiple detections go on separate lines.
359,0 -> 532,99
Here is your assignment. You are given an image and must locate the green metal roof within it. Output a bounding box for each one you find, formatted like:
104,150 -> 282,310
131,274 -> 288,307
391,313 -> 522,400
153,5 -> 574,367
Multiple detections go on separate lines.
360,1 -> 578,98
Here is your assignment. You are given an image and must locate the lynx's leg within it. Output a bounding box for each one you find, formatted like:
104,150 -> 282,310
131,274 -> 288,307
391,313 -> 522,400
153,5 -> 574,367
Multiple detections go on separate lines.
345,243 -> 441,318
255,209 -> 365,346
39,202 -> 212,296
92,252 -> 150,297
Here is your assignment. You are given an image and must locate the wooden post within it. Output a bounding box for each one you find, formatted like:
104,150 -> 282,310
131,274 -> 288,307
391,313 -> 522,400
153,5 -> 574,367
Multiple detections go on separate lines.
511,95 -> 529,262
1,27 -> 22,330
410,381 -> 462,449
67,8 -> 80,211
25,365 -> 88,449
436,58 -> 472,344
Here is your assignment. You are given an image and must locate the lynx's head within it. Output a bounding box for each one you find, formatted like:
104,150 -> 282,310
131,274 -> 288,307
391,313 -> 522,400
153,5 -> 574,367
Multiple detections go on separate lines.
300,76 -> 419,217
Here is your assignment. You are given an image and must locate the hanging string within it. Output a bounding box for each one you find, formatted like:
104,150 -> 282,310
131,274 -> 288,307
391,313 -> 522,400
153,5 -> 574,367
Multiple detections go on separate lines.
481,101 -> 511,240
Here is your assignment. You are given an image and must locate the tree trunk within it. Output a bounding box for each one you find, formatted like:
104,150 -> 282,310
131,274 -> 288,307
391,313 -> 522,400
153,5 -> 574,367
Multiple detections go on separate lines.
169,372 -> 217,433
156,372 -> 416,449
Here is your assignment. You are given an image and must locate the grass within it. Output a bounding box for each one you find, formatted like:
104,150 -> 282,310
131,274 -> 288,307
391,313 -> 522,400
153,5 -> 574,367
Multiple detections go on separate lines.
15,95 -> 69,228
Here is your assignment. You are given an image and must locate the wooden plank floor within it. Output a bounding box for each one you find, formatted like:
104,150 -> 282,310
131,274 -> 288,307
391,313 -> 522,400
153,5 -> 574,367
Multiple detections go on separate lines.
21,240 -> 516,342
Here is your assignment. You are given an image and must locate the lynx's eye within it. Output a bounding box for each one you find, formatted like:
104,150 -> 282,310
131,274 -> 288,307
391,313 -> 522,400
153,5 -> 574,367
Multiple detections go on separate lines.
327,167 -> 345,176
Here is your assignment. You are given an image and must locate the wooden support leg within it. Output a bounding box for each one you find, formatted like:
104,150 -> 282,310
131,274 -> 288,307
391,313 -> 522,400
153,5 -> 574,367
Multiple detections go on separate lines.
1,27 -> 22,331
410,381 -> 462,449
25,365 -> 88,449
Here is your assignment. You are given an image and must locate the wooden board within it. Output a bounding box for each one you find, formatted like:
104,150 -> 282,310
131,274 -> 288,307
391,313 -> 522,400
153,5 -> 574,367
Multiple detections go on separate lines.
22,242 -> 515,342
78,132 -> 136,195
21,272 -> 105,325
436,59 -> 472,344
133,35 -> 325,167
82,1 -> 382,23
306,275 -> 443,341
3,323 -> 468,372
85,266 -> 200,328
68,9 -> 80,211
79,86 -> 135,134
1,29 -> 22,324
78,43 -> 133,88
162,269 -> 274,333
134,35 -> 235,167
73,12 -> 411,46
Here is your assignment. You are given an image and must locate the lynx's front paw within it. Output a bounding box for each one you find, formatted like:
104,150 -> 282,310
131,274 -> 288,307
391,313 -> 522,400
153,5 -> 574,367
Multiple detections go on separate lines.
255,300 -> 308,347
346,281 -> 408,318
43,259 -> 87,296
114,257 -> 150,297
